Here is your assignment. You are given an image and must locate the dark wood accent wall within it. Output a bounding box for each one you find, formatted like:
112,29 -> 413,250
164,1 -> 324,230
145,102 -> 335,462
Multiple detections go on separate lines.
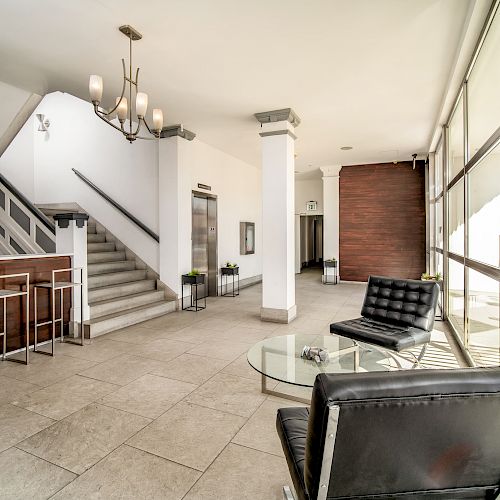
339,161 -> 426,282
0,256 -> 71,352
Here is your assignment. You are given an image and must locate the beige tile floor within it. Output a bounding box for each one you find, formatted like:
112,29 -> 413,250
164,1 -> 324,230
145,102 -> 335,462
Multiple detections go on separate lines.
0,270 -> 463,499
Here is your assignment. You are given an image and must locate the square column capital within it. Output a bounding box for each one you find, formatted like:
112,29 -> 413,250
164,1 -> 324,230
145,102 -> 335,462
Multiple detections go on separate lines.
320,165 -> 342,178
254,108 -> 301,127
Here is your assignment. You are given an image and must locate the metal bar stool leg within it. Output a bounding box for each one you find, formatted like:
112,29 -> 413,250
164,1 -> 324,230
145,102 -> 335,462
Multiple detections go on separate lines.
34,286 -> 37,351
25,275 -> 29,365
51,285 -> 56,356
60,287 -> 64,343
2,297 -> 6,361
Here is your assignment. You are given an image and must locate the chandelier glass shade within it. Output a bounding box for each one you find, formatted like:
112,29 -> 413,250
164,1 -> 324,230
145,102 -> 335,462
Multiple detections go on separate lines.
88,25 -> 163,142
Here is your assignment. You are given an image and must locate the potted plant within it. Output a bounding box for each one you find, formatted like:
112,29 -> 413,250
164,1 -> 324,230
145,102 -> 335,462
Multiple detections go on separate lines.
182,269 -> 205,284
421,272 -> 442,282
222,262 -> 239,274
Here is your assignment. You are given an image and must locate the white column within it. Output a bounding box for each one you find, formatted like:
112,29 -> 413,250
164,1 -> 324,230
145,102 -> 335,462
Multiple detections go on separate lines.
158,125 -> 196,302
54,213 -> 89,336
255,108 -> 300,323
321,165 -> 342,278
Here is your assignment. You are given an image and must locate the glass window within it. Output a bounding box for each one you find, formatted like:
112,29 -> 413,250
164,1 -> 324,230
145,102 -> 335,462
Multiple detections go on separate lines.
468,269 -> 500,367
468,10 -> 500,156
448,96 -> 465,182
448,258 -> 465,341
448,179 -> 464,256
436,198 -> 443,249
468,143 -> 500,268
435,140 -> 443,195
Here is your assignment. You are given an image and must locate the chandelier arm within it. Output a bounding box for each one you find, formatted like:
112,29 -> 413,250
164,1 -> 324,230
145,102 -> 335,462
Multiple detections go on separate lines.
93,105 -> 127,134
103,59 -> 128,117
133,117 -> 143,136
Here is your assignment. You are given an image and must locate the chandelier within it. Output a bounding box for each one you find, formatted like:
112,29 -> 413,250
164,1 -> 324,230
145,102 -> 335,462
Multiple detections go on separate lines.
88,25 -> 163,142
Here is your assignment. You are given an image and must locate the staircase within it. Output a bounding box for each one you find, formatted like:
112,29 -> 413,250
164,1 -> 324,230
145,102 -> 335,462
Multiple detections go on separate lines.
85,220 -> 175,337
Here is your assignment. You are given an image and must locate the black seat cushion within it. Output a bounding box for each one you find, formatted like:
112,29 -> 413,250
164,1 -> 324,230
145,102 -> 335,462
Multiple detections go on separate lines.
276,407 -> 310,500
330,316 -> 431,351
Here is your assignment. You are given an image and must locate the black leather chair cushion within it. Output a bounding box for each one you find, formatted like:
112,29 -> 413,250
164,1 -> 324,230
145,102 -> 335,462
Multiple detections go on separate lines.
303,368 -> 500,500
361,276 -> 439,332
330,316 -> 431,351
276,407 -> 310,500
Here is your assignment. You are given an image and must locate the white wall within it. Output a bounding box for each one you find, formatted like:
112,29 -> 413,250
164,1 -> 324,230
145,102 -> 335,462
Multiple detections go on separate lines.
1,91 -> 263,286
0,91 -> 160,270
178,138 -> 262,286
295,178 -> 323,215
0,81 -> 38,198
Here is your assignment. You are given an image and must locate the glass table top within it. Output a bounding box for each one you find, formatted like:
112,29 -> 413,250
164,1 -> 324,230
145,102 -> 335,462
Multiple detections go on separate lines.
247,334 -> 413,387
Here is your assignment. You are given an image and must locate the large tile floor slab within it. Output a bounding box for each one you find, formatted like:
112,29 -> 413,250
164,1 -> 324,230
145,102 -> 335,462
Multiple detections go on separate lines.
0,354 -> 96,387
99,373 -> 197,418
187,338 -> 253,362
0,375 -> 40,405
182,443 -> 289,500
0,271 -> 462,498
0,447 -> 76,500
0,403 -> 55,452
184,372 -> 266,417
77,354 -> 167,386
18,403 -> 151,474
232,399 -> 305,456
151,353 -> 230,385
12,374 -> 119,420
128,401 -> 245,471
51,444 -> 200,500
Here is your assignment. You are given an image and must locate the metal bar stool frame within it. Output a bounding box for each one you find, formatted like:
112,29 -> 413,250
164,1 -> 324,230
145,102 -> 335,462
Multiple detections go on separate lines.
34,267 -> 84,356
0,272 -> 30,365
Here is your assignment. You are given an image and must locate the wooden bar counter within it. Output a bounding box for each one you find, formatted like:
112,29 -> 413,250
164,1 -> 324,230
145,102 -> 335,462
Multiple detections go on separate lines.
0,254 -> 72,353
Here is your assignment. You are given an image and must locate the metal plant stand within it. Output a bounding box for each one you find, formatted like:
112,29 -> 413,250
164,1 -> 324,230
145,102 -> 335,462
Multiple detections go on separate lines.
181,274 -> 206,312
0,272 -> 30,365
322,260 -> 338,285
34,267 -> 85,356
220,266 -> 239,297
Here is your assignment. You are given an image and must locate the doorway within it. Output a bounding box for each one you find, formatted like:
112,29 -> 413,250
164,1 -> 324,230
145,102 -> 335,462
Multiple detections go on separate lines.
192,191 -> 218,297
300,215 -> 323,269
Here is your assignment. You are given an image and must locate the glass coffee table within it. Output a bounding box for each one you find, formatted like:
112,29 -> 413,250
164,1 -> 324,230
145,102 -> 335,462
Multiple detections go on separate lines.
247,334 -> 413,404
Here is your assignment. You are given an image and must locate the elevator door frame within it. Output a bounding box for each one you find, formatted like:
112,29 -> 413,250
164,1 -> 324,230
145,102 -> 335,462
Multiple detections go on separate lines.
191,190 -> 218,297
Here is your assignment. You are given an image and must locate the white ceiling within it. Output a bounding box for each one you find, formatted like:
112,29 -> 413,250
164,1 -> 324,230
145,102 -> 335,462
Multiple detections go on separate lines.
0,0 -> 473,170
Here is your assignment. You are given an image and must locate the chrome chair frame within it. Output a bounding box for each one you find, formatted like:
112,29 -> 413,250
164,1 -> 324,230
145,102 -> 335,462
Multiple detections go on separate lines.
0,272 -> 30,365
34,267 -> 85,356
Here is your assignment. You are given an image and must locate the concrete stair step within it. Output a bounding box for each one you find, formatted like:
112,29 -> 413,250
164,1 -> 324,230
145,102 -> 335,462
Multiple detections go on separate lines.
88,279 -> 156,303
86,300 -> 176,338
88,260 -> 136,276
90,290 -> 166,319
87,224 -> 97,234
87,251 -> 126,264
87,233 -> 106,243
88,269 -> 147,289
88,242 -> 115,253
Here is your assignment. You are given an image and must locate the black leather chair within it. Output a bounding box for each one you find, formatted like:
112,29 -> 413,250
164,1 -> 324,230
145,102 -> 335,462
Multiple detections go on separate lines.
277,368 -> 500,499
330,276 -> 440,365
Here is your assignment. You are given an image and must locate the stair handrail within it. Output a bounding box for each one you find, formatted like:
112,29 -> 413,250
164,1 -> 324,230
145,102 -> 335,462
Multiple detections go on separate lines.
72,168 -> 160,243
0,173 -> 55,234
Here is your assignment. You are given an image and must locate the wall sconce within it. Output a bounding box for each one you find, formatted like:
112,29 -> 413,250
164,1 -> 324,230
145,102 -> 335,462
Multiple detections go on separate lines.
36,114 -> 50,132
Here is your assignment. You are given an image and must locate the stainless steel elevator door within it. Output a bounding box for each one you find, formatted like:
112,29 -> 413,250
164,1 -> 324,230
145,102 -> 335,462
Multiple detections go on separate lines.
192,193 -> 218,297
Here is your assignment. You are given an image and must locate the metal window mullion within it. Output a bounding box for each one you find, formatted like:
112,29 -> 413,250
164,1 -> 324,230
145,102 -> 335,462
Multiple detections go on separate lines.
463,86 -> 469,344
443,125 -> 449,320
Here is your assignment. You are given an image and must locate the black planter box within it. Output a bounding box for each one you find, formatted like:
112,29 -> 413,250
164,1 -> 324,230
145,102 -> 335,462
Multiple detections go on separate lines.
182,273 -> 205,285
324,261 -> 337,268
221,266 -> 239,276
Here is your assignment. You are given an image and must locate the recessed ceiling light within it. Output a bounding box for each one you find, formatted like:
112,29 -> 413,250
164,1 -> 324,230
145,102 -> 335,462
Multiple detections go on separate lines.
340,146 -> 353,151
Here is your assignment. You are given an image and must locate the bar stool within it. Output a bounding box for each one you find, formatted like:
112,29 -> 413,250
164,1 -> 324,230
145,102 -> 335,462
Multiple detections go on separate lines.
0,272 -> 30,365
34,267 -> 84,356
